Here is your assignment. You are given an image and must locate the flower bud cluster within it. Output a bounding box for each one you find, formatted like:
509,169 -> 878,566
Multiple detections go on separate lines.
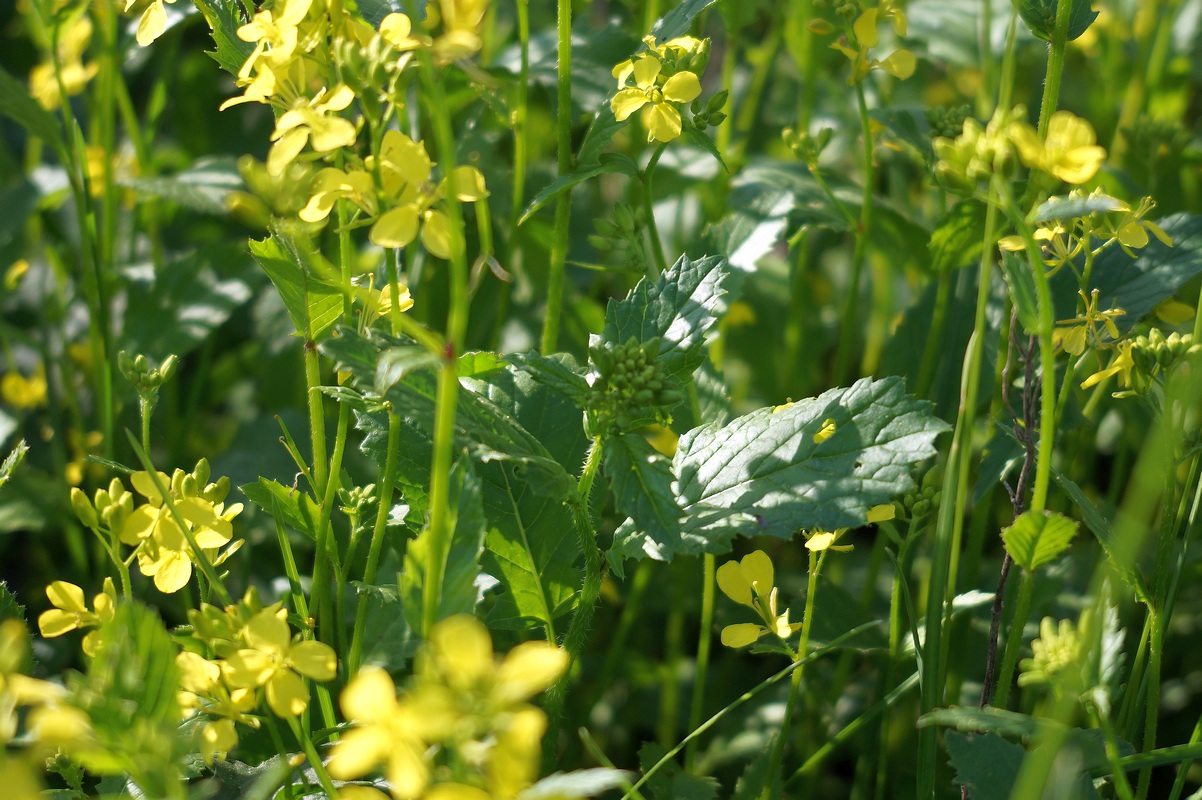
587,336 -> 683,433
925,104 -> 973,140
783,126 -> 834,169
184,587 -> 281,659
334,34 -> 405,114
690,89 -> 729,131
901,465 -> 942,520
71,477 -> 134,533
933,107 -> 1024,196
588,204 -> 648,274
118,350 -> 177,393
1130,329 -> 1200,379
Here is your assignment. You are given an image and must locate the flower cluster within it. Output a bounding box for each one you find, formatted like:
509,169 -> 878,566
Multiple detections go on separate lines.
329,615 -> 567,799
27,9 -> 97,110
611,35 -> 709,143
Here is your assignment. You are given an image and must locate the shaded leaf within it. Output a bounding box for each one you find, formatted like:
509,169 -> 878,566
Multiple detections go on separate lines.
945,732 -> 1024,800
1034,193 -> 1127,224
507,351 -> 591,408
684,126 -> 728,173
869,107 -> 935,163
191,0 -> 255,76
639,742 -> 719,800
650,0 -> 722,41
1015,0 -> 1099,42
358,553 -> 419,672
400,459 -> 487,632
520,153 -> 636,224
1001,251 -> 1040,336
240,478 -> 322,542
120,156 -> 243,216
1002,509 -> 1078,572
929,201 -> 987,272
0,581 -> 26,625
0,65 -> 67,160
605,434 -> 682,553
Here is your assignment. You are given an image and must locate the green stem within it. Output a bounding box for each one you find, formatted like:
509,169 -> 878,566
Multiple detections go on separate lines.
642,143 -> 669,277
348,411 -> 401,675
304,344 -> 329,495
1167,711 -> 1202,800
310,403 -> 350,654
833,80 -> 876,385
684,553 -> 716,771
1035,0 -> 1073,138
287,716 -> 339,800
541,0 -> 574,354
992,568 -> 1034,709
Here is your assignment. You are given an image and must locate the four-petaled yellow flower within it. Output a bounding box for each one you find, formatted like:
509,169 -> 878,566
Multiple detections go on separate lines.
1,364 -> 48,410
1012,111 -> 1106,185
37,578 -> 117,657
804,504 -> 896,553
28,13 -> 98,110
1053,289 -> 1125,356
1080,340 -> 1135,390
222,608 -> 337,717
268,85 -> 359,177
611,55 -> 702,143
830,6 -> 916,85
177,651 -> 258,764
716,550 -> 801,648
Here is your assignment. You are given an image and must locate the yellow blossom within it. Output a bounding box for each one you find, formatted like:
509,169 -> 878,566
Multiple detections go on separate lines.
830,7 -> 916,85
1,364 -> 48,410
222,608 -> 337,717
803,504 -> 895,553
611,55 -> 702,143
1080,341 -> 1135,391
28,13 -> 98,110
267,84 -> 358,177
2,619 -> 66,745
1053,290 -> 1124,356
235,0 -> 313,77
1012,111 -> 1106,184
177,651 -> 258,764
716,550 -> 801,648
126,0 -> 178,46
37,578 -> 117,657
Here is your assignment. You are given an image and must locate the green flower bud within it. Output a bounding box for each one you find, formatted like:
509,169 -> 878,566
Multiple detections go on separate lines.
134,354 -> 148,373
71,488 -> 98,528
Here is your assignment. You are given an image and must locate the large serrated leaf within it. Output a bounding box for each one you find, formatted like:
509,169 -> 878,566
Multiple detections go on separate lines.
506,351 -> 591,408
945,732 -> 1024,800
604,433 -> 682,552
707,174 -> 794,272
601,253 -> 729,380
249,234 -> 342,341
240,478 -> 322,542
191,0 -> 255,76
929,201 -> 987,272
0,65 -> 67,160
668,377 -> 948,554
1001,509 -> 1078,572
400,459 -> 487,633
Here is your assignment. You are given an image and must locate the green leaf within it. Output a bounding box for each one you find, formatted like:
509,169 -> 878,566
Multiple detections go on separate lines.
248,233 -> 342,341
869,107 -> 935,163
121,247 -> 254,360
707,172 -> 794,272
1054,472 -> 1150,603
1034,193 -> 1127,224
639,742 -> 720,800
0,65 -> 67,160
120,156 -> 243,216
601,253 -> 729,380
1001,251 -> 1040,335
356,553 -> 419,672
191,0 -> 255,76
605,434 -> 682,554
917,706 -> 1043,739
1084,213 -> 1202,332
507,351 -> 591,408
78,602 -> 183,795
400,459 -> 487,631
578,106 -> 627,167
520,153 -> 636,225
1001,509 -> 1078,572
684,126 -> 729,173
240,479 -> 322,542
206,758 -> 293,800
0,439 -> 29,492
519,768 -> 635,799
945,732 -> 1024,800
1015,0 -> 1099,42
661,377 -> 948,557
0,581 -> 26,625
929,201 -> 987,272
650,0 -> 722,41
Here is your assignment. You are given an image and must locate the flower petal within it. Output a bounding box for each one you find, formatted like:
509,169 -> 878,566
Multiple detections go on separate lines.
245,608 -> 292,655
720,623 -> 764,648
647,102 -> 682,142
370,206 -> 420,249
632,55 -> 662,89
38,608 -> 80,638
420,210 -> 453,259
716,560 -> 753,606
611,89 -> 650,122
340,666 -> 397,721
289,640 -> 337,681
661,71 -> 701,104
328,727 -> 392,779
495,641 -> 568,703
740,550 -> 774,594
46,581 -> 87,613
266,669 -> 309,717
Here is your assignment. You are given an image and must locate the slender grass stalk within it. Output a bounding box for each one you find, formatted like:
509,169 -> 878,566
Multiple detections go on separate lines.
916,193 -> 1000,798
642,143 -> 670,277
287,716 -> 339,800
990,568 -> 1033,709
833,78 -> 875,385
541,0 -> 574,354
303,345 -> 329,495
684,552 -> 716,771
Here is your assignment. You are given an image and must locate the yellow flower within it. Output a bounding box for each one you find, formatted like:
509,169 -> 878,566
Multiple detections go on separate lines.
830,8 -> 916,85
1012,111 -> 1106,184
1053,290 -> 1124,356
1,364 -> 47,410
716,551 -> 801,648
379,12 -> 430,52
235,0 -> 313,76
0,754 -> 43,800
28,13 -> 98,110
37,578 -> 117,657
2,619 -> 66,745
611,55 -> 702,143
1080,341 -> 1135,390
1102,196 -> 1174,258
999,222 -> 1083,273
367,131 -> 488,257
431,0 -> 490,63
375,283 -> 415,316
177,651 -> 258,764
126,0 -> 178,46
121,471 -> 242,594
267,84 -> 358,177
327,666 -> 442,797
222,608 -> 337,717
803,504 -> 894,554
299,167 -> 378,222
